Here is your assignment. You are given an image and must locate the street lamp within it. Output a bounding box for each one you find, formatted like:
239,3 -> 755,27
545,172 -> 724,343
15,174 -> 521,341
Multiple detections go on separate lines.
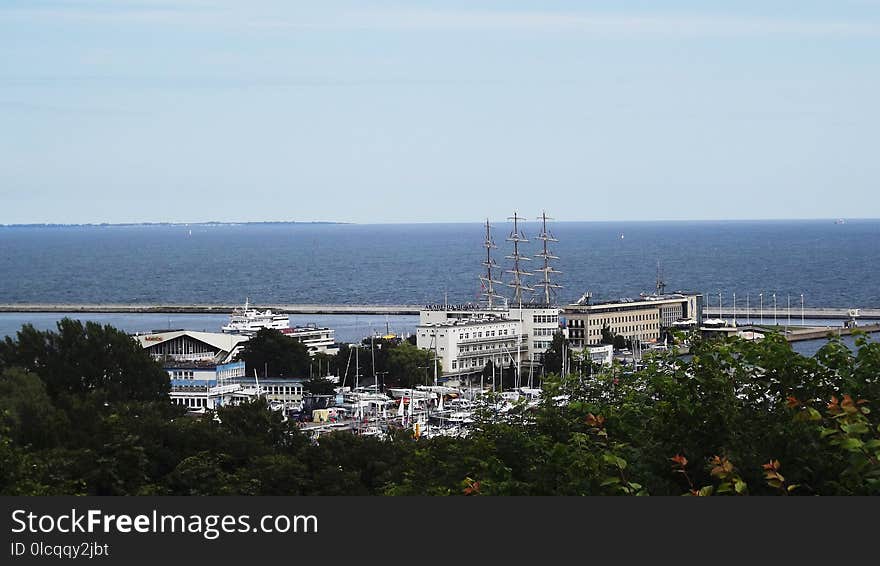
759,293 -> 764,324
787,294 -> 791,330
773,293 -> 777,326
801,294 -> 805,326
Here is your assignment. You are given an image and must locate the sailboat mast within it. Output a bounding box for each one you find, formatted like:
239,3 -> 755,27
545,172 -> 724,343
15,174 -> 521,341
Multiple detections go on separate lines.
506,211 -> 533,306
480,219 -> 503,308
534,211 -> 561,305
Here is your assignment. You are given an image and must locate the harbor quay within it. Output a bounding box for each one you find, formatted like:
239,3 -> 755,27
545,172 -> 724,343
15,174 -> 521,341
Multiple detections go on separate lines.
2,304 -> 878,320
0,303 -> 422,315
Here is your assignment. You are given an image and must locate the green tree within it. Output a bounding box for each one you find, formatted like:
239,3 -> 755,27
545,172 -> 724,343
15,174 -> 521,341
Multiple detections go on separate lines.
541,331 -> 571,376
237,328 -> 310,378
387,341 -> 436,388
0,319 -> 169,403
303,377 -> 337,396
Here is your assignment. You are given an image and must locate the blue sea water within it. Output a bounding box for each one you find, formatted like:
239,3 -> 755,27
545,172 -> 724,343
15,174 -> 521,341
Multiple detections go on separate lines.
0,220 -> 878,343
1,220 -> 877,307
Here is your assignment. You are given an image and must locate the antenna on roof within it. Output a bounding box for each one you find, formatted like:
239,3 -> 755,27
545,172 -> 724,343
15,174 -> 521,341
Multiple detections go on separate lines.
532,210 -> 562,305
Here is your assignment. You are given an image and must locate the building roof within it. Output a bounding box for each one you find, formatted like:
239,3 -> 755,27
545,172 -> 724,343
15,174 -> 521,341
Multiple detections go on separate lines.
565,293 -> 697,311
135,330 -> 251,353
418,316 -> 522,329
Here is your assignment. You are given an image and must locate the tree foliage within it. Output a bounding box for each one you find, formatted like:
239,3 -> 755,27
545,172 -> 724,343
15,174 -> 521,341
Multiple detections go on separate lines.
1,320 -> 879,496
237,328 -> 310,378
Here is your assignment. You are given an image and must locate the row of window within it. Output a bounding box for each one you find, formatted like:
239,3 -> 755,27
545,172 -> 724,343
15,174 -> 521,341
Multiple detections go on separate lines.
585,332 -> 659,345
150,338 -> 215,356
171,370 -> 196,379
533,315 -> 559,324
460,341 -> 516,353
451,356 -> 508,370
263,385 -> 303,397
460,328 -> 512,339
173,397 -> 208,408
585,323 -> 658,336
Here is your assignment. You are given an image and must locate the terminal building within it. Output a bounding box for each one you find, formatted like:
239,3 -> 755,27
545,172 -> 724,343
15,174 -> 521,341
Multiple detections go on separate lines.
135,330 -> 251,365
563,293 -> 702,349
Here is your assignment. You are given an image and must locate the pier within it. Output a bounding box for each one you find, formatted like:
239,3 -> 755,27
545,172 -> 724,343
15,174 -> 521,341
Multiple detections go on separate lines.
0,303 -> 423,315
1,304 -> 878,319
701,307 -> 880,320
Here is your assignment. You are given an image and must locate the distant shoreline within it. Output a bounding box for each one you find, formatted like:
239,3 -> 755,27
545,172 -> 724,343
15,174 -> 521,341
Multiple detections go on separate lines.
1,218 -> 877,228
0,221 -> 350,228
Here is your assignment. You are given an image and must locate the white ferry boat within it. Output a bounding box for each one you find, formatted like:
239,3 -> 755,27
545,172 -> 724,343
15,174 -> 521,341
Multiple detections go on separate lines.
221,298 -> 290,335
221,299 -> 340,355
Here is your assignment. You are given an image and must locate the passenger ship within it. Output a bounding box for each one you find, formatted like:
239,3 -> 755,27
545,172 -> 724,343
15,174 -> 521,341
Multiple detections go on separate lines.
221,298 -> 290,335
221,298 -> 339,355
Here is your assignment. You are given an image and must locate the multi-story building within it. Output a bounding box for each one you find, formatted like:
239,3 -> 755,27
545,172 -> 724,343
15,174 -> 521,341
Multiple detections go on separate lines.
563,293 -> 702,349
281,325 -> 339,356
416,315 -> 528,377
420,304 -> 563,364
166,360 -> 258,411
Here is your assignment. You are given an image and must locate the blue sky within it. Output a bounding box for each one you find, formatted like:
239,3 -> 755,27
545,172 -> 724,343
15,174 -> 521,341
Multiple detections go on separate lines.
1,1 -> 879,224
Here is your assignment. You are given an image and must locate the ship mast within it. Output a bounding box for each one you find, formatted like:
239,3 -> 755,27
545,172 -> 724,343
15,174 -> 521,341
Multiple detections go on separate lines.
505,211 -> 533,306
479,219 -> 504,308
655,260 -> 666,296
533,211 -> 561,305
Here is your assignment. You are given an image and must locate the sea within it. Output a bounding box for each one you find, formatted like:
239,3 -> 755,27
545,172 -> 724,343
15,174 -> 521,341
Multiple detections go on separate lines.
1,220 -> 878,351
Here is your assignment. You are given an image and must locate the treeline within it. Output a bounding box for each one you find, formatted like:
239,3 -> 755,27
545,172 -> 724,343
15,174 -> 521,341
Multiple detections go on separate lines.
1,319 -> 878,495
238,329 -> 436,389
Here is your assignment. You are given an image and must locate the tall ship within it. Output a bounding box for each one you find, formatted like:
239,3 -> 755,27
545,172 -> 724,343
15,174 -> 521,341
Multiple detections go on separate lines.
221,298 -> 290,335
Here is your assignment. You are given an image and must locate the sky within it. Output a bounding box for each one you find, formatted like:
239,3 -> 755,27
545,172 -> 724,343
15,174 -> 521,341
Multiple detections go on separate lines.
1,1 -> 879,224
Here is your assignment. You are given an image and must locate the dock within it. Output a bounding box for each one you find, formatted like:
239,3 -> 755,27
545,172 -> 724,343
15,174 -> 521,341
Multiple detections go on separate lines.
0,303 -> 423,315
702,307 -> 880,320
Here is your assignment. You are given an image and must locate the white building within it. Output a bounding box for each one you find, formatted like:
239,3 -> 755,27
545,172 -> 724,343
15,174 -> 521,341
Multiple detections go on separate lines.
416,315 -> 528,377
419,304 -> 563,370
281,325 -> 339,356
584,344 -> 614,366
166,360 -> 259,411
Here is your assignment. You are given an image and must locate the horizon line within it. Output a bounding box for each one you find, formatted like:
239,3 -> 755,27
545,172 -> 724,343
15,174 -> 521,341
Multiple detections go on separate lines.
0,216 -> 874,228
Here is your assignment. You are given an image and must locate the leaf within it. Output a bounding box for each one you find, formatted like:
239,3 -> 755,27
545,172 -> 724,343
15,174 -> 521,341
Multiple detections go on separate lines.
820,427 -> 839,438
734,478 -> 747,494
840,437 -> 864,451
841,422 -> 869,435
697,486 -> 714,497
600,476 -> 621,487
